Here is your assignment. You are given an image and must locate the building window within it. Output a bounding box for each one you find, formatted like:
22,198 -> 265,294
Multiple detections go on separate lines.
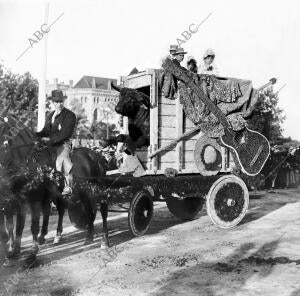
93,109 -> 98,121
85,97 -> 87,103
97,97 -> 99,103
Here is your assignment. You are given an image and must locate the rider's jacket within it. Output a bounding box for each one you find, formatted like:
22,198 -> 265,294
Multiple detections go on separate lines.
36,107 -> 76,146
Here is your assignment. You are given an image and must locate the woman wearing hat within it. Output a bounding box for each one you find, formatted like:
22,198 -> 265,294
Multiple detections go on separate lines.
198,48 -> 219,75
36,90 -> 76,195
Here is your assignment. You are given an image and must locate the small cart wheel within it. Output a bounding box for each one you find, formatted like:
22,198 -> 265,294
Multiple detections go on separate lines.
206,174 -> 249,228
166,197 -> 205,220
128,190 -> 153,237
68,197 -> 97,230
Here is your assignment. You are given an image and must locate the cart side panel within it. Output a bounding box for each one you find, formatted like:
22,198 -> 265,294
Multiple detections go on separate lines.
123,69 -> 236,175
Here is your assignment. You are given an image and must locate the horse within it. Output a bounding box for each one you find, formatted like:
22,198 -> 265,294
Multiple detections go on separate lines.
105,82 -> 150,153
0,110 -> 109,264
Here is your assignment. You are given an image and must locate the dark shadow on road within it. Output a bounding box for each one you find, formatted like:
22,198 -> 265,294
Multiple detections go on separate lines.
0,205 -> 194,279
290,288 -> 300,296
152,240 -> 280,296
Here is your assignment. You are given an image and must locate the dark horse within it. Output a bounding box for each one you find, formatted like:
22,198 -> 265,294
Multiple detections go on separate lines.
0,111 -> 109,264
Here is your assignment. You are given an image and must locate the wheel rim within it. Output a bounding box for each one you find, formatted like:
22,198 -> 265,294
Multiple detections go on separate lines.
130,191 -> 153,235
206,175 -> 249,228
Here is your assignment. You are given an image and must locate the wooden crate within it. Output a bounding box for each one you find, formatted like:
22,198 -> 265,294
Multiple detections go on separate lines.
122,69 -> 235,175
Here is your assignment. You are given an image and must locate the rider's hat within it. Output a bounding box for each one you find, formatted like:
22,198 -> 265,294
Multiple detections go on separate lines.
48,90 -> 67,102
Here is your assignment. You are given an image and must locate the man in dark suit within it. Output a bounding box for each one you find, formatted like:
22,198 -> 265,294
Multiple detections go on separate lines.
36,90 -> 76,195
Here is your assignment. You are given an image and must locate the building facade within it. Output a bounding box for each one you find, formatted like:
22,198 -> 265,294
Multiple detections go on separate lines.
65,76 -> 120,125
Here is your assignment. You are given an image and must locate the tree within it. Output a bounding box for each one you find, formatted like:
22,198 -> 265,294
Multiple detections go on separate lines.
0,64 -> 38,130
247,87 -> 285,143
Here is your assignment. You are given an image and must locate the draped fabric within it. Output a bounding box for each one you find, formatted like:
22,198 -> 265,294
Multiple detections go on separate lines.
159,70 -> 259,138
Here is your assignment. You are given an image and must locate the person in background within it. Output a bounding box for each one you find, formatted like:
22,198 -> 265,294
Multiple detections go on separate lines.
186,56 -> 198,73
160,47 -> 187,100
173,47 -> 187,66
169,44 -> 178,59
198,48 -> 219,75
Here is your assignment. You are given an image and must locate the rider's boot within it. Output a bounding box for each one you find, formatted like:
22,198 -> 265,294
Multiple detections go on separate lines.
62,173 -> 73,196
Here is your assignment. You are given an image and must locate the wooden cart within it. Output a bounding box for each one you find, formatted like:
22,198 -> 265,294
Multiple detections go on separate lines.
69,69 -> 250,237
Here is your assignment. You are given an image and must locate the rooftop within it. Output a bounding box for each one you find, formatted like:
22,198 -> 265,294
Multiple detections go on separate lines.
74,76 -> 118,90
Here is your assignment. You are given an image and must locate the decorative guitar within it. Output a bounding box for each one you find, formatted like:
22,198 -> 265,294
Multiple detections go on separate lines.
162,58 -> 277,176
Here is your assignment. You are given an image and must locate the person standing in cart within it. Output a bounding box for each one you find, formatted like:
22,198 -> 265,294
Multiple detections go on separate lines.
169,44 -> 178,59
186,56 -> 198,73
161,47 -> 188,99
173,47 -> 188,66
198,48 -> 219,75
36,90 -> 76,195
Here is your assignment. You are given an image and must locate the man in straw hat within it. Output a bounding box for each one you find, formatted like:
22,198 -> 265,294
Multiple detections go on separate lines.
36,90 -> 76,195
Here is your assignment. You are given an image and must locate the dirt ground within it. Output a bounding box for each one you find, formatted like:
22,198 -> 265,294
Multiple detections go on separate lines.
0,188 -> 300,296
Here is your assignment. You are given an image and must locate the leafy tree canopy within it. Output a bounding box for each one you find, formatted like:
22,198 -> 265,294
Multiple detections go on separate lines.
0,64 -> 38,129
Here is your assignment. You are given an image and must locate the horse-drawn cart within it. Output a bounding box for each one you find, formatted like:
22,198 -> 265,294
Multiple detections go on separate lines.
69,68 -> 252,237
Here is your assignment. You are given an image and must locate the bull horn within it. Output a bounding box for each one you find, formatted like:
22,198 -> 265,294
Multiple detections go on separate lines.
111,82 -> 121,92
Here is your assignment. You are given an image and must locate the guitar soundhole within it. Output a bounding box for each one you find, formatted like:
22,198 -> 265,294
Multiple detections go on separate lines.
214,183 -> 244,222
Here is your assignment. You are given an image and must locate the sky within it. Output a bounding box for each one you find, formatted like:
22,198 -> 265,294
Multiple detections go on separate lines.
0,0 -> 299,140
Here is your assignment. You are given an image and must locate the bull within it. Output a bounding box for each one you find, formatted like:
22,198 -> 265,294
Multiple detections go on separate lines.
104,82 -> 150,154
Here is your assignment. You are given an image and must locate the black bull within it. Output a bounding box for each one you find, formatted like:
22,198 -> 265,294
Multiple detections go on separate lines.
0,114 -> 109,262
107,82 -> 150,153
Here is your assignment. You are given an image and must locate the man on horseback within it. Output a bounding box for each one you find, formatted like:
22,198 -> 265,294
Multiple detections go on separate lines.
36,90 -> 76,195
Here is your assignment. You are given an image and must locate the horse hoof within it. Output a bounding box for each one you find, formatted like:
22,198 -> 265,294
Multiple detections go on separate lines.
38,235 -> 46,245
53,234 -> 62,245
12,248 -> 21,258
30,243 -> 39,255
100,242 -> 109,250
7,250 -> 15,259
2,258 -> 16,267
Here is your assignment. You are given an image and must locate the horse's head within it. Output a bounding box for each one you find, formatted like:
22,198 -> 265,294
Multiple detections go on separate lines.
111,82 -> 150,119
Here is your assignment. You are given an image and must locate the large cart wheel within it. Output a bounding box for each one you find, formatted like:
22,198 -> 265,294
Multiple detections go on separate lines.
206,175 -> 249,228
68,197 -> 97,230
128,190 -> 153,237
166,197 -> 205,220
